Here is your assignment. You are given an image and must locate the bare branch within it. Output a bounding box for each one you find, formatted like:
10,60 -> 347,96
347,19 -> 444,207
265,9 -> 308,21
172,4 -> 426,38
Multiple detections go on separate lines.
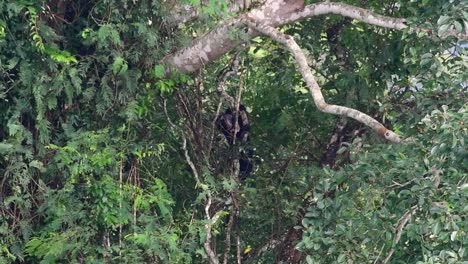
209,52 -> 242,153
118,161 -> 123,256
231,190 -> 242,264
223,190 -> 241,264
164,98 -> 220,263
283,2 -> 407,30
244,20 -> 402,143
223,65 -> 245,263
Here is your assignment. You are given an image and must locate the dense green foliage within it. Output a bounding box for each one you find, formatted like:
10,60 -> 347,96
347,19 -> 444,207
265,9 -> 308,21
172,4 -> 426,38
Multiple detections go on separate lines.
0,0 -> 466,263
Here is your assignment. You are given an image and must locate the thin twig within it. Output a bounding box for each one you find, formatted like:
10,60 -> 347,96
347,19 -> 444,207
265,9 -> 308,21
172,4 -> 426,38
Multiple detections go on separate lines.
217,53 -> 241,108
373,243 -> 385,264
210,53 -> 242,153
163,99 -> 201,184
226,191 -> 240,264
233,84 -> 242,146
208,100 -> 224,154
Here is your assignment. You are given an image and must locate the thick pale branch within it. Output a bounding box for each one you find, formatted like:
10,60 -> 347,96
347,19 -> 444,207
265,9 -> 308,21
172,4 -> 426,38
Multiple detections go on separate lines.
163,1 -> 407,74
244,20 -> 402,143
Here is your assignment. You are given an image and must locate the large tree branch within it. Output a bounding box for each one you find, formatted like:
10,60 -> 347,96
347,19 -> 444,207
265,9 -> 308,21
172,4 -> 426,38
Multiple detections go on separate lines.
244,20 -> 402,143
283,2 -> 407,29
162,0 -> 407,74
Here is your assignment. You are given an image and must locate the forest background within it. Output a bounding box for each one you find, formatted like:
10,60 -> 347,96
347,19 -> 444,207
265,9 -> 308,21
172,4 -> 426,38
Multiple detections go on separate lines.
0,0 -> 466,263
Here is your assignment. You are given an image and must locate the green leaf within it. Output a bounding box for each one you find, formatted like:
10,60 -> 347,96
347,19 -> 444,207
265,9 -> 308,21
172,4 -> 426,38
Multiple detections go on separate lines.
432,221 -> 441,235
337,253 -> 346,262
112,56 -> 128,75
6,57 -> 19,70
44,46 -> 78,64
153,64 -> 165,78
437,15 -> 450,25
29,160 -> 44,171
0,143 -> 14,153
453,21 -> 463,33
438,24 -> 450,36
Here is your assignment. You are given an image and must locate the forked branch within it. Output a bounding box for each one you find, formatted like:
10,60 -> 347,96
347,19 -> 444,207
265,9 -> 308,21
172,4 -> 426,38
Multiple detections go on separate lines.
244,19 -> 402,143
164,1 -> 408,75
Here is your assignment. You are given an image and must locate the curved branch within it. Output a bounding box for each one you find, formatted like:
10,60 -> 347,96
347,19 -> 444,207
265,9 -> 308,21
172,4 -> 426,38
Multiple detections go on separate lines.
282,2 -> 407,30
244,19 -> 402,143
163,1 -> 407,74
